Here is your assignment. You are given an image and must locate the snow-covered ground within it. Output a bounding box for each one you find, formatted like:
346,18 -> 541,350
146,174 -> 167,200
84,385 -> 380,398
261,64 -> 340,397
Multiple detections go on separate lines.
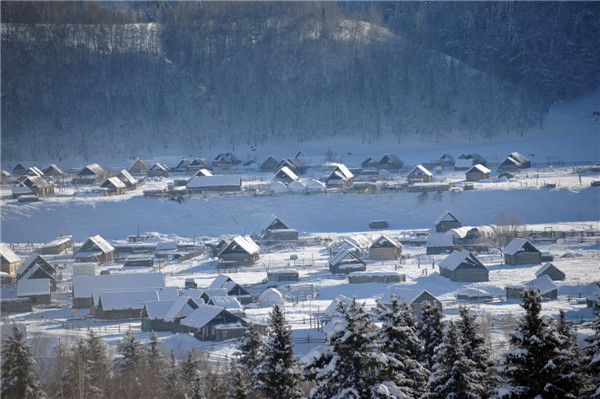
1,93 -> 598,362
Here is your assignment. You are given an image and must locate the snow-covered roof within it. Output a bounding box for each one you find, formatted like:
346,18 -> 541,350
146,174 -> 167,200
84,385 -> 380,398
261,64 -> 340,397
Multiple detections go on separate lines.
11,186 -> 31,195
150,163 -> 170,171
509,152 -> 529,164
438,250 -> 484,271
92,286 -> 177,306
370,234 -> 401,249
179,304 -> 226,329
98,290 -> 159,311
426,231 -> 454,247
117,169 -> 137,185
454,158 -> 474,168
262,215 -> 290,232
408,165 -> 433,177
535,263 -> 563,277
193,169 -> 213,177
274,166 -> 299,182
102,177 -> 126,189
144,299 -> 177,320
78,235 -> 114,255
18,254 -> 51,276
79,163 -> 104,176
202,288 -> 228,298
20,264 -> 53,281
384,288 -> 437,305
332,163 -> 354,179
17,278 -> 50,296
258,288 -> 284,307
306,179 -> 326,192
209,275 -> 233,289
0,244 -> 20,264
73,272 -> 165,299
163,296 -> 200,322
525,275 -> 558,294
434,210 -> 460,226
221,236 -> 260,256
329,249 -> 364,267
466,164 -> 491,174
324,294 -> 351,314
503,238 -> 537,255
209,296 -> 242,309
345,235 -> 371,249
186,175 -> 241,188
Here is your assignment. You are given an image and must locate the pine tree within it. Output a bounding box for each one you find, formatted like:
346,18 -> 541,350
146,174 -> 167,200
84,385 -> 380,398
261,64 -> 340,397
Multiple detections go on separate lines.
306,297 -> 379,399
456,305 -> 496,395
113,329 -> 144,396
189,371 -> 207,399
227,360 -> 251,399
181,349 -> 199,385
553,310 -> 584,398
163,350 -> 184,398
417,300 -> 445,369
255,304 -> 301,399
492,287 -> 580,399
56,339 -> 87,399
582,305 -> 600,399
84,329 -> 109,398
423,321 -> 485,399
228,323 -> 263,399
374,296 -> 429,399
146,331 -> 164,372
1,324 -> 47,399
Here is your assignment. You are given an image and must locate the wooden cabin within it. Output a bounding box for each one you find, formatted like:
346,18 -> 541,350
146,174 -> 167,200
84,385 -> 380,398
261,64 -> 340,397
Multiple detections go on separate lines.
328,249 -> 366,274
94,290 -> 160,319
384,289 -> 442,317
209,275 -> 253,304
377,154 -> 404,171
40,236 -> 73,255
1,170 -> 13,184
506,276 -> 558,301
17,264 -> 57,291
173,158 -> 190,173
361,157 -> 378,169
278,157 -> 306,175
434,210 -> 462,233
129,158 -> 149,174
0,298 -> 33,313
454,154 -> 486,170
148,163 -> 170,177
213,153 -> 241,167
141,296 -> 201,332
503,238 -> 541,265
272,167 -> 299,184
369,235 -> 402,260
43,164 -> 64,177
19,176 -> 54,196
465,164 -> 491,181
17,254 -> 55,279
75,235 -> 115,263
407,165 -> 433,183
260,156 -> 280,172
192,168 -> 213,178
100,177 -> 126,195
17,279 -> 51,305
123,254 -> 154,268
187,158 -> 212,173
438,250 -> 489,282
11,162 -> 38,176
178,304 -> 247,341
535,263 -> 565,281
326,164 -> 354,188
438,154 -> 455,167
116,169 -> 138,190
217,236 -> 260,267
74,163 -> 106,184
1,244 -> 21,276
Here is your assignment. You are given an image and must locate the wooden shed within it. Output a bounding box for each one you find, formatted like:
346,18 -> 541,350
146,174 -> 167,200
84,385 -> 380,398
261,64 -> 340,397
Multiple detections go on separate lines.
116,169 -> 138,190
377,154 -> 404,171
438,250 -> 489,282
434,210 -> 462,232
178,304 -> 247,341
124,254 -> 154,268
503,238 -> 541,265
272,167 -> 299,184
454,154 -> 486,170
326,163 -> 354,188
148,163 -> 170,177
260,156 -> 280,172
498,156 -> 522,171
506,276 -> 558,301
217,236 -> 260,267
328,249 -> 366,274
101,177 -> 126,195
535,263 -> 565,281
1,244 -> 21,276
74,163 -> 106,184
40,236 -> 73,255
465,164 -> 491,181
20,176 -> 54,196
192,168 -> 213,178
407,165 -> 433,183
129,158 -> 149,174
361,157 -> 378,169
369,235 -> 402,260
0,298 -> 32,313
75,235 -> 115,263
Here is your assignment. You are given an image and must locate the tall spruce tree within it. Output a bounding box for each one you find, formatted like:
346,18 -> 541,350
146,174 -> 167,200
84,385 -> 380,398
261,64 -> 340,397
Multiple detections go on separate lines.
227,323 -> 264,399
1,324 -> 47,399
255,304 -> 301,399
113,329 -> 144,396
163,350 -> 184,398
583,305 -> 600,399
374,296 -> 429,399
417,300 -> 445,369
305,297 -> 379,399
456,305 -> 496,394
492,287 -> 580,399
554,310 -> 584,398
84,329 -> 109,398
423,321 -> 485,399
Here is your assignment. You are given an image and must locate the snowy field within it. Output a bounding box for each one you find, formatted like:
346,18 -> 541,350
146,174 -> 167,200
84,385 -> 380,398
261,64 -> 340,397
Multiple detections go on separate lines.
1,93 -> 599,364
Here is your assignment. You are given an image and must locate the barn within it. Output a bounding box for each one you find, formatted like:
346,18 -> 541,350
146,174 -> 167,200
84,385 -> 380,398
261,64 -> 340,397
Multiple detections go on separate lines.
438,250 -> 489,282
76,235 -> 115,263
407,165 -> 433,183
434,210 -> 462,232
369,235 -> 402,260
178,304 -> 247,341
465,164 -> 491,181
535,263 -> 565,281
217,236 -> 260,267
1,244 -> 21,276
503,238 -> 542,265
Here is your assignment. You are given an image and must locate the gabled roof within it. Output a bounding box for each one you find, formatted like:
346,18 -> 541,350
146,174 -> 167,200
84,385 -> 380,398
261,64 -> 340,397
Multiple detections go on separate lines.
163,296 -> 201,322
329,249 -> 365,267
18,278 -> 50,296
509,152 -> 529,164
78,163 -> 105,177
173,158 -> 190,170
150,163 -> 170,172
117,169 -> 137,185
43,164 -> 64,175
101,177 -> 126,189
466,164 -> 491,174
17,254 -> 54,277
202,288 -> 229,298
21,176 -> 50,189
503,238 -> 540,255
370,235 -> 401,249
208,296 -> 243,309
186,175 -> 241,188
331,163 -> 353,179
384,288 -> 439,306
438,250 -> 485,271
19,264 -> 54,282
262,215 -> 290,232
499,156 -> 521,168
12,161 -> 38,171
26,167 -> 44,177
98,290 -> 159,311
193,169 -> 213,177
273,167 -> 299,182
434,210 -> 460,225
209,274 -> 234,289
219,236 -> 260,256
408,165 -> 433,177
378,154 -> 403,165
129,158 -> 149,171
535,263 -> 564,277
93,286 -> 177,307
78,235 -> 114,255
525,275 -> 558,294
189,158 -> 211,168
279,157 -> 305,170
179,304 -> 230,329
261,156 -> 279,166
143,299 -> 177,320
0,244 -> 21,264
73,272 -> 165,299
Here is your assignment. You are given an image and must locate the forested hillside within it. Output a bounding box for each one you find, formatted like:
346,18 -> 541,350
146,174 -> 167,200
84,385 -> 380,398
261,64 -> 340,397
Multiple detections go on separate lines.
1,2 -> 598,165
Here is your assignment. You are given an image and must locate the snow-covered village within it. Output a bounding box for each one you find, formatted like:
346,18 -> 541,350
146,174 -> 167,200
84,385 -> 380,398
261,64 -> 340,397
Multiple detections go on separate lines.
1,2 -> 599,399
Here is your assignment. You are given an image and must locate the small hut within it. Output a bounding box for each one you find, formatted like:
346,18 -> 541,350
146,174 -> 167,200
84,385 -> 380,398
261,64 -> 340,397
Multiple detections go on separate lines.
217,236 -> 260,267
434,210 -> 462,232
465,164 -> 491,181
260,156 -> 280,172
377,154 -> 404,171
20,176 -> 54,196
116,170 -> 138,190
129,158 -> 149,174
43,164 -> 64,177
535,263 -> 565,281
100,177 -> 126,195
369,235 -> 402,260
178,304 -> 247,341
74,164 -> 106,184
172,158 -> 190,173
75,235 -> 115,263
328,249 -> 366,274
503,238 -> 541,265
438,250 -> 489,282
407,165 -> 433,183
148,163 -> 170,177
326,164 -> 354,188
272,167 -> 299,184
